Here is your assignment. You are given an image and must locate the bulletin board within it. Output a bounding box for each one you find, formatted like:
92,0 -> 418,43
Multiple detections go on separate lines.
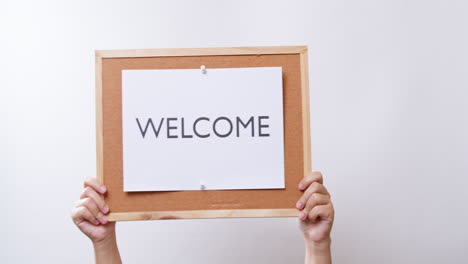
95,46 -> 311,221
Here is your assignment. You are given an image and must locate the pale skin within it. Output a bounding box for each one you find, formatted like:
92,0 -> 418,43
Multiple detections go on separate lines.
71,172 -> 334,264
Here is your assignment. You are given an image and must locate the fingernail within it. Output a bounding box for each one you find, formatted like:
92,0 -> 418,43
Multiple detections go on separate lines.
299,212 -> 307,220
298,183 -> 304,190
93,219 -> 100,225
102,206 -> 109,214
100,186 -> 107,193
296,201 -> 304,210
99,217 -> 108,224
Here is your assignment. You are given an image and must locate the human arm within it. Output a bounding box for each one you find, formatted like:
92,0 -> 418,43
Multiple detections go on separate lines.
71,177 -> 122,264
296,172 -> 334,264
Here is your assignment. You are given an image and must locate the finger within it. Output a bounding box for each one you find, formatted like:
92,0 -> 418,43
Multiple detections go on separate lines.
303,193 -> 330,213
296,182 -> 329,210
307,204 -> 334,223
80,187 -> 109,214
84,177 -> 107,194
299,172 -> 323,191
72,206 -> 100,226
298,193 -> 329,221
76,198 -> 107,224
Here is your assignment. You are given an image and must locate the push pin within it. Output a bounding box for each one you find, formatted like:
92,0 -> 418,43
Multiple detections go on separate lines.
201,65 -> 207,74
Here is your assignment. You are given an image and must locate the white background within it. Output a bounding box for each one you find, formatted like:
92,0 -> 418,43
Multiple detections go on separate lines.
122,68 -> 284,191
1,0 -> 467,263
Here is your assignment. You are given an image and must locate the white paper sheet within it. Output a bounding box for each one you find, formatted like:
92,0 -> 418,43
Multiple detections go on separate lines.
122,67 -> 284,191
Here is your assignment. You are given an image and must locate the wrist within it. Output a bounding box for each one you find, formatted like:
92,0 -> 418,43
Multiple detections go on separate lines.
304,237 -> 331,257
93,234 -> 117,251
93,233 -> 122,264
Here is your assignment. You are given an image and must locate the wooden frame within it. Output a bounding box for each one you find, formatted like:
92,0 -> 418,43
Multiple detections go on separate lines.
96,46 -> 311,221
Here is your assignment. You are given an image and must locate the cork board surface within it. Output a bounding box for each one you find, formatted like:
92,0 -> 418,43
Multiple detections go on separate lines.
101,53 -> 304,213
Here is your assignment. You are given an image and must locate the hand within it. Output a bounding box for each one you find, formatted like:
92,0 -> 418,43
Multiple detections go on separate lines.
296,172 -> 334,245
71,177 -> 114,244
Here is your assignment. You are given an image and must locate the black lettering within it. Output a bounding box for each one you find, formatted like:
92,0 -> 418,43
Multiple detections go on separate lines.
236,116 -> 254,137
213,117 -> 233,138
193,117 -> 210,138
166,117 -> 178,138
181,118 -> 193,138
136,118 -> 164,138
258,116 -> 270,137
